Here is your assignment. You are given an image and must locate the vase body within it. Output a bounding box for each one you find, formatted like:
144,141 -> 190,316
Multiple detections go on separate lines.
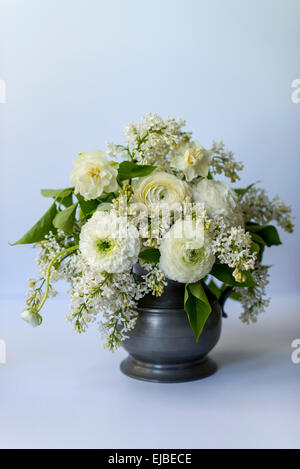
121,268 -> 222,383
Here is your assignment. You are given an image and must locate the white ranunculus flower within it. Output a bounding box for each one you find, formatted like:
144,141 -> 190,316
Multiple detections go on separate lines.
192,179 -> 244,227
70,150 -> 119,201
133,171 -> 190,208
79,211 -> 140,273
159,219 -> 215,283
170,141 -> 212,182
21,309 -> 43,327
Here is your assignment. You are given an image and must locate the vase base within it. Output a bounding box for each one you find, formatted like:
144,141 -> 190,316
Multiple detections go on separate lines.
120,356 -> 217,383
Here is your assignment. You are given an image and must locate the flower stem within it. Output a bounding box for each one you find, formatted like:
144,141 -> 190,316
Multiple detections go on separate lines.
35,245 -> 79,314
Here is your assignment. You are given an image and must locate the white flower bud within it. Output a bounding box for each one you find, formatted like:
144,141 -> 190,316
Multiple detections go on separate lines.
21,309 -> 43,327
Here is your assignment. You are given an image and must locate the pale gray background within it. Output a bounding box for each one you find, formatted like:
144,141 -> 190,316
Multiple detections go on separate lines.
0,0 -> 299,450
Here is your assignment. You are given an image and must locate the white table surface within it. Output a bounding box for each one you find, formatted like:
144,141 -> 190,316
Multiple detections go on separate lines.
0,296 -> 299,449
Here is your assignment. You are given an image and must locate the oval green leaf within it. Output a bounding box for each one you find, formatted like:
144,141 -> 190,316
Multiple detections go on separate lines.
12,203 -> 57,245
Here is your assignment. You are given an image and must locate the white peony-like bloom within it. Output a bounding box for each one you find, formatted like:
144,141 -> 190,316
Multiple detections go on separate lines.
159,219 -> 215,283
170,141 -> 212,182
133,171 -> 190,208
70,150 -> 119,200
21,309 -> 43,327
192,178 -> 244,227
79,211 -> 140,273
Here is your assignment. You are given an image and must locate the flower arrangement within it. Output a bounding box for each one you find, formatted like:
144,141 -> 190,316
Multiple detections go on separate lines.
14,113 -> 294,351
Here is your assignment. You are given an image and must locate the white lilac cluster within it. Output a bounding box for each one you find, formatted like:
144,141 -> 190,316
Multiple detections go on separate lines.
25,231 -> 75,311
121,113 -> 191,168
142,265 -> 167,297
241,187 -> 294,233
211,222 -> 257,283
67,253 -> 147,350
19,113 -> 293,350
209,140 -> 244,182
234,265 -> 270,324
36,231 -> 75,283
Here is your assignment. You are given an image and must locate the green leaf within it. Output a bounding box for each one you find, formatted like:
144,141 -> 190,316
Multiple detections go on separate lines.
41,188 -> 74,208
76,194 -> 100,217
207,279 -> 242,303
207,279 -> 222,299
12,203 -> 57,245
184,282 -> 212,341
53,203 -> 78,234
230,290 -> 242,302
99,192 -> 115,203
210,263 -> 257,287
97,203 -> 113,212
249,232 -> 266,262
118,161 -> 156,180
138,248 -> 160,264
246,224 -> 282,247
256,225 -> 282,247
234,181 -> 259,197
250,232 -> 267,246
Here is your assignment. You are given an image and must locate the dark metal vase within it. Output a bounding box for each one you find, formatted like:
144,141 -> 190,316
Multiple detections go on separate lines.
121,266 -> 223,383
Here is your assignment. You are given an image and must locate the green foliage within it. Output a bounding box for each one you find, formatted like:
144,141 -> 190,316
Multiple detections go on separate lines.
184,282 -> 212,341
230,290 -> 242,301
210,263 -> 257,287
76,193 -> 100,218
234,182 -> 258,197
207,279 -> 242,302
246,224 -> 282,247
12,203 -> 57,245
53,203 -> 78,234
41,188 -> 74,207
118,161 -> 156,180
138,248 -> 160,264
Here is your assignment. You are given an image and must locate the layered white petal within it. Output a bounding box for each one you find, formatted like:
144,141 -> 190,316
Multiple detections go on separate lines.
159,219 -> 215,283
192,179 -> 244,227
70,150 -> 119,200
79,211 -> 140,273
170,141 -> 212,182
133,171 -> 190,208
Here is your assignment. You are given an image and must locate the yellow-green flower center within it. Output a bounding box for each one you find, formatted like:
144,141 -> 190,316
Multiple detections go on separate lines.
96,238 -> 114,255
183,247 -> 204,265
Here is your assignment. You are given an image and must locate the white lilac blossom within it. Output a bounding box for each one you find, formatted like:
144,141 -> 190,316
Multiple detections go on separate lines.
70,150 -> 119,200
36,231 -> 75,283
142,265 -> 167,297
209,140 -> 243,182
107,113 -> 191,169
67,253 -> 147,350
159,219 -> 215,283
211,222 -> 257,282
234,265 -> 270,324
192,179 -> 244,228
79,211 -> 140,273
123,113 -> 191,168
170,141 -> 212,182
241,187 -> 294,233
16,113 -> 293,351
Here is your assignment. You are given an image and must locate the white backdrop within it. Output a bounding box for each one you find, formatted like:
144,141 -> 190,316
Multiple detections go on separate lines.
0,0 -> 299,450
